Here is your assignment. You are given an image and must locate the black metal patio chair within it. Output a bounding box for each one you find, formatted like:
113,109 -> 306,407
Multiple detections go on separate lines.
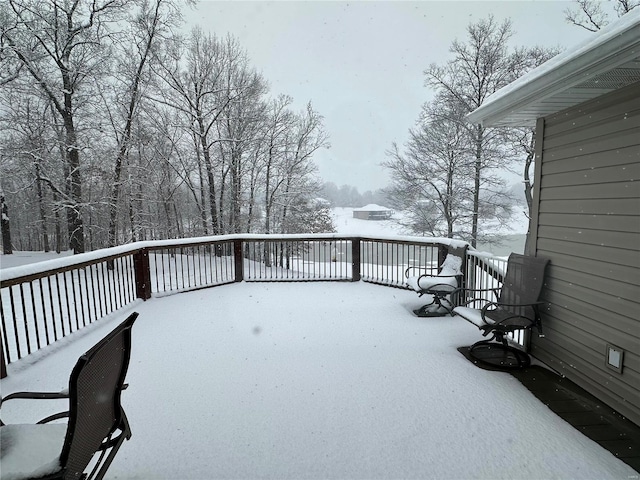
454,254 -> 549,368
405,244 -> 468,317
0,312 -> 138,480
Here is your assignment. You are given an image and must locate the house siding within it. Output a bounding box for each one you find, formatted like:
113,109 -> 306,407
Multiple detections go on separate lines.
529,81 -> 640,426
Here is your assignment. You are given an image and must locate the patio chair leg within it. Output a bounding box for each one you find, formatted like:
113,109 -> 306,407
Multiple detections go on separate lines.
468,339 -> 531,369
88,413 -> 131,480
413,295 -> 454,317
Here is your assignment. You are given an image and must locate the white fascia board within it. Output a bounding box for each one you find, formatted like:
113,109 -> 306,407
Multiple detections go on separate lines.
466,10 -> 640,127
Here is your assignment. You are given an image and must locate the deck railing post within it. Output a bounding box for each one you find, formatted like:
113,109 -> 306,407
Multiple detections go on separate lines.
133,248 -> 151,300
234,240 -> 244,282
351,238 -> 361,282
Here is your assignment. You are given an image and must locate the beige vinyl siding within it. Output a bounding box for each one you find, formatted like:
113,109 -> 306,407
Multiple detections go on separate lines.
530,81 -> 640,426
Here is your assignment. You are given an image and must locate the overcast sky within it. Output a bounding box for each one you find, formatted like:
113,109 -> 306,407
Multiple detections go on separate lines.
182,1 -> 592,192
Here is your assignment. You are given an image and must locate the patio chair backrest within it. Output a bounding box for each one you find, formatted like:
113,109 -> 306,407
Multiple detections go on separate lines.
59,313 -> 137,478
498,254 -> 549,316
439,244 -> 468,275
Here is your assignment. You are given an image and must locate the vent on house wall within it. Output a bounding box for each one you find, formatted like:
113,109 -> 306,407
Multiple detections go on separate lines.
605,344 -> 625,374
578,68 -> 640,89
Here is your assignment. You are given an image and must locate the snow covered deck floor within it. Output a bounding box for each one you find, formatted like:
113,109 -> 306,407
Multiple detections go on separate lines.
1,282 -> 638,479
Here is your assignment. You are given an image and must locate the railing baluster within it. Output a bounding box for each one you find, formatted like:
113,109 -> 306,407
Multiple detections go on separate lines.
61,271 -> 72,334
70,270 -> 79,331
196,246 -> 202,287
38,278 -> 50,345
29,281 -> 41,350
9,285 -> 20,360
154,250 -> 160,293
110,260 -> 117,312
47,276 -> 58,341
92,264 -> 101,320
81,267 -> 89,327
0,296 -> 9,367
223,242 -> 229,281
115,257 -> 123,309
126,254 -> 135,301
19,284 -> 31,355
54,273 -> 65,337
174,250 -> 180,290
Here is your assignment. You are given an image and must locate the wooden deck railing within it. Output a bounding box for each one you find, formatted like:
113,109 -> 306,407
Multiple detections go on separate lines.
1,234 -> 507,377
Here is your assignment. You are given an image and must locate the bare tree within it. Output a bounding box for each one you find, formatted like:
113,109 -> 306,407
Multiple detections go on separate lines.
565,0 -> 638,31
267,102 -> 329,235
384,97 -> 474,238
1,3 -> 329,250
0,5 -> 24,86
4,0 -> 127,253
423,16 -> 561,247
154,29 -> 247,236
215,45 -> 268,234
262,95 -> 296,235
1,190 -> 12,254
106,0 -> 182,248
425,16 -> 525,247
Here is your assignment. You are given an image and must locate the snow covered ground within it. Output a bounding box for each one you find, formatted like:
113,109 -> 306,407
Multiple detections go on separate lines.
331,208 -> 405,236
0,250 -> 74,270
1,282 -> 636,479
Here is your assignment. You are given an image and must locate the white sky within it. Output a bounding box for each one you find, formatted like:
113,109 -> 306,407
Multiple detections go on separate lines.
182,1 -> 592,192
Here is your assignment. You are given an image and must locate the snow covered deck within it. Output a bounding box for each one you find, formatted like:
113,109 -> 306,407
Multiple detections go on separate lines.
1,282 -> 636,479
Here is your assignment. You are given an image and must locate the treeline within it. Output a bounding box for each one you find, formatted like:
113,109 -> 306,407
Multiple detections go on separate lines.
0,0 -> 331,254
319,182 -> 388,208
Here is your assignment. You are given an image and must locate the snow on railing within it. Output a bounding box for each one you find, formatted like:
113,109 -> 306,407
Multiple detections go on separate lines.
1,234 -> 507,376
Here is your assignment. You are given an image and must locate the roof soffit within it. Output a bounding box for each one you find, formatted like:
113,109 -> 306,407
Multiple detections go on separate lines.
467,13 -> 640,127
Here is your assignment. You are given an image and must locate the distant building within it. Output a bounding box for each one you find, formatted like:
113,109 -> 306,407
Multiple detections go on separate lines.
352,204 -> 393,220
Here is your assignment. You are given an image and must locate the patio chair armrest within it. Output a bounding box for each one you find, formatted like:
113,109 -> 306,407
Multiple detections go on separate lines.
405,266 -> 434,278
484,301 -> 545,309
0,390 -> 69,426
480,302 -> 546,335
480,301 -> 544,319
1,389 -> 69,406
454,286 -> 500,306
37,411 -> 70,424
459,286 -> 501,297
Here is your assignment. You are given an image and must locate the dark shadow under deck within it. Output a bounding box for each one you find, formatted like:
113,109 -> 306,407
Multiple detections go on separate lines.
458,347 -> 640,473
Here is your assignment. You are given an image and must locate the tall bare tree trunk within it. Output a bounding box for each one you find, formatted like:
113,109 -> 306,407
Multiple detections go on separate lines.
108,0 -> 164,249
1,193 -> 13,254
523,130 -> 536,253
35,162 -> 50,252
471,125 -> 483,248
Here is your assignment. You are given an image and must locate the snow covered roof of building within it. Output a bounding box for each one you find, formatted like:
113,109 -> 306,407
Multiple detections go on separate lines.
353,204 -> 392,211
466,10 -> 640,127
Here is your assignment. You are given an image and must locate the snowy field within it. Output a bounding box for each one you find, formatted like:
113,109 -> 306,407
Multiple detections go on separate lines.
330,208 -> 528,257
0,250 -> 74,270
1,282 -> 637,479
